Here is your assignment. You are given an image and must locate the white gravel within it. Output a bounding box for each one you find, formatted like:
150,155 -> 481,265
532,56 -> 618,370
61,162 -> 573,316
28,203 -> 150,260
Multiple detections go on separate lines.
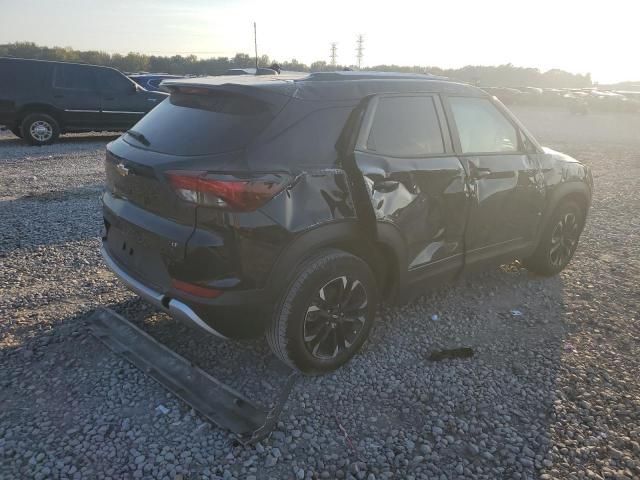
0,116 -> 639,480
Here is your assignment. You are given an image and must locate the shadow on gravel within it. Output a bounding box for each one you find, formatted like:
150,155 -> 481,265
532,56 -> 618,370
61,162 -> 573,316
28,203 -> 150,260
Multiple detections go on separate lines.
0,184 -> 103,204
0,184 -> 103,253
1,264 -> 575,478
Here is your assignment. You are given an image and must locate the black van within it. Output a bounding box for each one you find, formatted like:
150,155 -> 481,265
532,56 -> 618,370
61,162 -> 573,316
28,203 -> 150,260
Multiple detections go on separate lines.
0,58 -> 167,145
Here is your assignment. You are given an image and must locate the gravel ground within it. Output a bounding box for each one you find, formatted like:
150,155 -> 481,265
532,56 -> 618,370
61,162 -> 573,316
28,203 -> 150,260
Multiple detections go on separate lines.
0,112 -> 639,480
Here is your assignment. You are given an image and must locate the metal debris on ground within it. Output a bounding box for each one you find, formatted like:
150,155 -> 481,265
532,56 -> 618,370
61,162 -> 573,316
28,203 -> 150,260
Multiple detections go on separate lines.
88,308 -> 299,444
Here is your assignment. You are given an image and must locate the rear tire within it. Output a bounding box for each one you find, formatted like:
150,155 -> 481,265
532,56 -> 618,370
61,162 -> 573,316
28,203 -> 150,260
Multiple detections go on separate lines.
10,127 -> 23,138
524,199 -> 585,276
22,113 -> 60,145
266,249 -> 378,375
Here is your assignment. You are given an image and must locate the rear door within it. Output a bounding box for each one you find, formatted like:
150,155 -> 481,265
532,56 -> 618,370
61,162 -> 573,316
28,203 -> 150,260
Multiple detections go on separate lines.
51,64 -> 102,127
444,95 -> 546,266
352,94 -> 469,285
97,68 -> 151,129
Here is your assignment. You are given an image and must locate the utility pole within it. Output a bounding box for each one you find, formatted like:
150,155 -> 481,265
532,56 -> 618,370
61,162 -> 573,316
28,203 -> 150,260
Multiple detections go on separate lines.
356,34 -> 364,69
254,22 -> 258,69
330,42 -> 337,66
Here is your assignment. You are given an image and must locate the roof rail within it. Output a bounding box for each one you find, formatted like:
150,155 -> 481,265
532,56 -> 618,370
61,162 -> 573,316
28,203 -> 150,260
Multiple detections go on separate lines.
303,71 -> 449,82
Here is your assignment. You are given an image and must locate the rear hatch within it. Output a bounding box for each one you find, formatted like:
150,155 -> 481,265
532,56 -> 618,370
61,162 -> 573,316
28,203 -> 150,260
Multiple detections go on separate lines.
103,85 -> 286,289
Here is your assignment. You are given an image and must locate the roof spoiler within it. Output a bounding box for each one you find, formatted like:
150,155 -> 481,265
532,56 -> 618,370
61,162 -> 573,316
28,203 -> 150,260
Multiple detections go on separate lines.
161,79 -> 296,110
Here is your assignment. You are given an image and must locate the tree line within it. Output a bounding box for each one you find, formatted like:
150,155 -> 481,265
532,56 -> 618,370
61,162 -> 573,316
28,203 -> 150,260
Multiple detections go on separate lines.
0,42 -> 592,88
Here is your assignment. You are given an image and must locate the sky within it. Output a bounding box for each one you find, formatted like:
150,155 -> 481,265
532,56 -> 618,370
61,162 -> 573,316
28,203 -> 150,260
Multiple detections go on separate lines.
0,0 -> 638,84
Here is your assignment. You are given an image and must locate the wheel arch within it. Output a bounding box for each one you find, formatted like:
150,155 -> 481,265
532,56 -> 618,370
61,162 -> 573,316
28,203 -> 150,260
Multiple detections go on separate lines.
538,181 -> 591,244
18,104 -> 63,126
546,181 -> 590,219
266,221 -> 407,303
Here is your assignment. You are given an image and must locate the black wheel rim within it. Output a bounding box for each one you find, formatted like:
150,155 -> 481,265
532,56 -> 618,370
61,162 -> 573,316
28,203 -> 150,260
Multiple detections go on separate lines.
549,211 -> 580,268
303,275 -> 368,360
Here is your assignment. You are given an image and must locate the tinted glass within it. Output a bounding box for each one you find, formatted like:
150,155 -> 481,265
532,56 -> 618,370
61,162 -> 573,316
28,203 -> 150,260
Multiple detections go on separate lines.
125,92 -> 272,155
449,97 -> 518,153
0,61 -> 48,91
367,96 -> 444,156
98,68 -> 134,93
53,64 -> 97,91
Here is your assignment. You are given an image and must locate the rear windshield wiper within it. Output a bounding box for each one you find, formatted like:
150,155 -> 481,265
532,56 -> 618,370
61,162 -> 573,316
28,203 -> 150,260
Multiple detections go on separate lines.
125,129 -> 150,146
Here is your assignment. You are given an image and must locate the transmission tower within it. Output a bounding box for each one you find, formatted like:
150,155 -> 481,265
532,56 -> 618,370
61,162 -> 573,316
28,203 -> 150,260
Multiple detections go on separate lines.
330,42 -> 337,66
356,34 -> 364,69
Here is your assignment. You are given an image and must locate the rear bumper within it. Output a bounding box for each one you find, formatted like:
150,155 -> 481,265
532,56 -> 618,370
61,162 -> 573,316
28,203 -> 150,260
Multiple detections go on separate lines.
101,244 -> 228,339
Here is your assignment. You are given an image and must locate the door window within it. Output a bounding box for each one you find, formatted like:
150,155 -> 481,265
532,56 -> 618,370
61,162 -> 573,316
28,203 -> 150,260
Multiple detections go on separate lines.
367,96 -> 445,156
449,97 -> 518,153
98,68 -> 135,94
53,64 -> 97,91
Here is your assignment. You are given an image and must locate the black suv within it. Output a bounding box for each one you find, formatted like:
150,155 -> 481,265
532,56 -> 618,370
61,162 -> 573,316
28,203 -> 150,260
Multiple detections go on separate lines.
101,72 -> 593,374
0,58 -> 167,145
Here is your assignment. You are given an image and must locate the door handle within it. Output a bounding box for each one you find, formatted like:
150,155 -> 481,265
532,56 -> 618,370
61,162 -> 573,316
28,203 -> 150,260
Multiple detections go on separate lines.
104,96 -> 115,101
53,94 -> 64,99
372,179 -> 400,192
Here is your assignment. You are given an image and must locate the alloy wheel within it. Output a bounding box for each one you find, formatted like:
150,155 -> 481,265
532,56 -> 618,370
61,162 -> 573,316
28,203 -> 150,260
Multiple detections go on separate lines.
303,276 -> 368,359
549,212 -> 580,268
30,120 -> 53,142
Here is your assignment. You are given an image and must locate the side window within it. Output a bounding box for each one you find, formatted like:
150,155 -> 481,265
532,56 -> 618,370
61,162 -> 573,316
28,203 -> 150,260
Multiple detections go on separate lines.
449,97 -> 518,154
53,65 -> 97,91
367,96 -> 445,156
98,69 -> 135,93
0,62 -> 48,91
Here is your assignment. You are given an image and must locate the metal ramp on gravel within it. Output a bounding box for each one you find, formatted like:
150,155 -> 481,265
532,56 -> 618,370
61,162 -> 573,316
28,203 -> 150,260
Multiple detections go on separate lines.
88,308 -> 298,444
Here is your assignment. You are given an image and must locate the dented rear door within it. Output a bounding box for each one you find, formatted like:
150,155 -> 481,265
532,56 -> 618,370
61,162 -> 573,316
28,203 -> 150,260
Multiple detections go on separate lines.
351,94 -> 469,283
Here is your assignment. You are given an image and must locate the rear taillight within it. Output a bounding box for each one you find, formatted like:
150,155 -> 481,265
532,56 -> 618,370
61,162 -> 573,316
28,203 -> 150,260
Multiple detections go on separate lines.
165,171 -> 290,212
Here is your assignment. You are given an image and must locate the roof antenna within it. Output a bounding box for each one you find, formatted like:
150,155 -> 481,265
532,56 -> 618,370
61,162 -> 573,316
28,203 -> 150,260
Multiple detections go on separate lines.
254,22 -> 259,73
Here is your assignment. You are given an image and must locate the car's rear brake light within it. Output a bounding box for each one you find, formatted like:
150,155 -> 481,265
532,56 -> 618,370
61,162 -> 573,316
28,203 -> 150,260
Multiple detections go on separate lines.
165,171 -> 290,212
171,279 -> 223,299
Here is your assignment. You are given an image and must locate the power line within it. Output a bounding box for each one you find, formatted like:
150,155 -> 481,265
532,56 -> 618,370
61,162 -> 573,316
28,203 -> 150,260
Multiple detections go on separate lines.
356,34 -> 364,69
330,42 -> 337,66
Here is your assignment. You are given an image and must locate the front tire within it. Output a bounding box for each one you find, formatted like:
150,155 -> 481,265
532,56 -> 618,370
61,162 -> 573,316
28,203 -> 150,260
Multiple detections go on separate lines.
524,200 -> 585,276
22,113 -> 60,145
266,249 -> 378,374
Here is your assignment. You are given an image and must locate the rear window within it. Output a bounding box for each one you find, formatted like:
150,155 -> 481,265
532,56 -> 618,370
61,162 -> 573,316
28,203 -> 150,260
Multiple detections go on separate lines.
0,61 -> 49,92
125,91 -> 273,155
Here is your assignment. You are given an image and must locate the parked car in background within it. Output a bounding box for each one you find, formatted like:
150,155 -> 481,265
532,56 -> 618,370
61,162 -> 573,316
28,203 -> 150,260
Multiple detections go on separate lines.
101,71 -> 593,374
0,58 -> 168,145
481,86 -> 522,104
224,67 -> 279,76
128,73 -> 184,92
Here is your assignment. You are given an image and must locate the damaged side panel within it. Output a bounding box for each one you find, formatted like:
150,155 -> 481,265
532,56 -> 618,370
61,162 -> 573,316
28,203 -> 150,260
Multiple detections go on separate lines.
352,151 -> 468,273
183,170 -> 357,292
260,169 -> 356,231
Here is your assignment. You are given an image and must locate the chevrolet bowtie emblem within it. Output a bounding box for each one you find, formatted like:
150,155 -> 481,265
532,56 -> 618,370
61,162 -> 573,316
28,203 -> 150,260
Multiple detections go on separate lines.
116,162 -> 129,176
